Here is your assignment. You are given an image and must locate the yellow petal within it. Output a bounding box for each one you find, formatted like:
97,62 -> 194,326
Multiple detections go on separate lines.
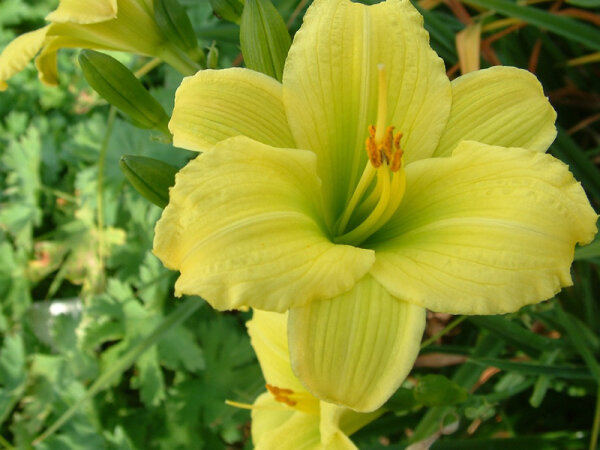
170,68 -> 295,151
153,136 -> 374,312
46,0 -> 118,24
288,275 -> 426,412
0,26 -> 49,91
283,0 -> 451,219
251,393 -> 301,449
370,141 -> 598,315
320,403 -> 382,449
252,398 -> 322,450
247,310 -> 305,393
434,66 -> 557,157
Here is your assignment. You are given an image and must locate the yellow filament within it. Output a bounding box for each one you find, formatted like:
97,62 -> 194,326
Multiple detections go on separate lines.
335,163 -> 376,234
335,168 -> 391,245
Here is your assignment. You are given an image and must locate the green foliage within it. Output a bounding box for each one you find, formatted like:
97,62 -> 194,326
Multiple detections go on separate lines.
1,0 -> 600,448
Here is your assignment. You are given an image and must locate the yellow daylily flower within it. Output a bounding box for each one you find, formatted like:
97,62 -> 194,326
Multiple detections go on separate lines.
153,0 -> 598,412
0,0 -> 197,91
246,310 -> 382,450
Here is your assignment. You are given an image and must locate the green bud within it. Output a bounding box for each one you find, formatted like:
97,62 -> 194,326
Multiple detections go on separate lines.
153,0 -> 198,52
209,0 -> 244,24
240,0 -> 291,81
119,155 -> 178,208
79,50 -> 170,135
207,42 -> 219,69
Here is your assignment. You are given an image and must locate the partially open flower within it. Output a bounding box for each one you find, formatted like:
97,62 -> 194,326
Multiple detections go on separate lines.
0,0 -> 198,90
246,310 -> 382,449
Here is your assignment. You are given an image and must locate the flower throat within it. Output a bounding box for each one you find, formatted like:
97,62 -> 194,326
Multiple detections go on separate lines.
333,65 -> 406,246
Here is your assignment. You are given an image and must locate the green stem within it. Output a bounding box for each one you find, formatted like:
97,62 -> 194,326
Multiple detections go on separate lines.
0,434 -> 15,450
159,45 -> 203,76
591,386 -> 600,450
31,296 -> 202,446
96,107 -> 117,290
421,315 -> 467,350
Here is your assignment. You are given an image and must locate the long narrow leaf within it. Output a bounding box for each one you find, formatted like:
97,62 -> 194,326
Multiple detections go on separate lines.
464,0 -> 600,51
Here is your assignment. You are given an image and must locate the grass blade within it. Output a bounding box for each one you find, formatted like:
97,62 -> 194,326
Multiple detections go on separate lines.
464,0 -> 600,51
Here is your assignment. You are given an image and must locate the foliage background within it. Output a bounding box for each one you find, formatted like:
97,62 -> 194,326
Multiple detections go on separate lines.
0,0 -> 599,449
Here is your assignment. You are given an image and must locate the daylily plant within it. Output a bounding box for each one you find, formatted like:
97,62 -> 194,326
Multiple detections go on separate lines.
153,0 -> 598,411
0,0 -> 198,91
244,310 -> 381,449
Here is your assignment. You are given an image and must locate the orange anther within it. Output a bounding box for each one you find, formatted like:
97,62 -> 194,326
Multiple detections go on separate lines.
390,148 -> 404,172
394,132 -> 403,150
365,136 -> 381,168
368,125 -> 376,138
382,126 -> 395,162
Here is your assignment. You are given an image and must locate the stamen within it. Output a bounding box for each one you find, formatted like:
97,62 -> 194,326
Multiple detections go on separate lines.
265,384 -> 320,414
366,135 -> 381,168
382,126 -> 395,162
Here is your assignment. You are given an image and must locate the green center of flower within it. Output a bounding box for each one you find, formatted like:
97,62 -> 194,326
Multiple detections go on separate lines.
333,65 -> 406,246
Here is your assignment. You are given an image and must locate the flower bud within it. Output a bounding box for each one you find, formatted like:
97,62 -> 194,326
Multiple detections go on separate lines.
153,0 -> 198,52
209,0 -> 244,24
240,0 -> 291,81
119,155 -> 178,208
79,50 -> 170,134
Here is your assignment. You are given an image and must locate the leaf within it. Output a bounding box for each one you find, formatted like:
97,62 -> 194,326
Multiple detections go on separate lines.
157,326 -> 205,373
469,316 -> 565,356
0,333 -> 26,425
414,375 -> 469,407
470,358 -> 594,380
551,128 -> 600,200
464,0 -> 600,52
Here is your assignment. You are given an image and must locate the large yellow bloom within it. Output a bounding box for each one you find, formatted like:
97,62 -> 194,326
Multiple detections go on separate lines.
153,0 -> 597,412
247,310 -> 381,449
0,0 -> 197,91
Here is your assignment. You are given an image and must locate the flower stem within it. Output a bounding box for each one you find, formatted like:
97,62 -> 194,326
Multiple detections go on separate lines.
420,315 -> 467,349
159,45 -> 203,76
591,386 -> 600,450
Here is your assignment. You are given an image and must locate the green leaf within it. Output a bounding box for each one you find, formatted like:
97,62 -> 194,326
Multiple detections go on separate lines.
153,0 -> 198,52
413,375 -> 469,407
554,306 -> 600,381
575,231 -> 600,261
240,0 -> 291,81
551,129 -> 600,200
119,155 -> 178,208
78,51 -> 170,135
470,358 -> 594,380
469,316 -> 564,356
31,297 -> 201,446
384,387 -> 418,412
565,0 -> 600,6
0,333 -> 26,425
463,0 -> 600,51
